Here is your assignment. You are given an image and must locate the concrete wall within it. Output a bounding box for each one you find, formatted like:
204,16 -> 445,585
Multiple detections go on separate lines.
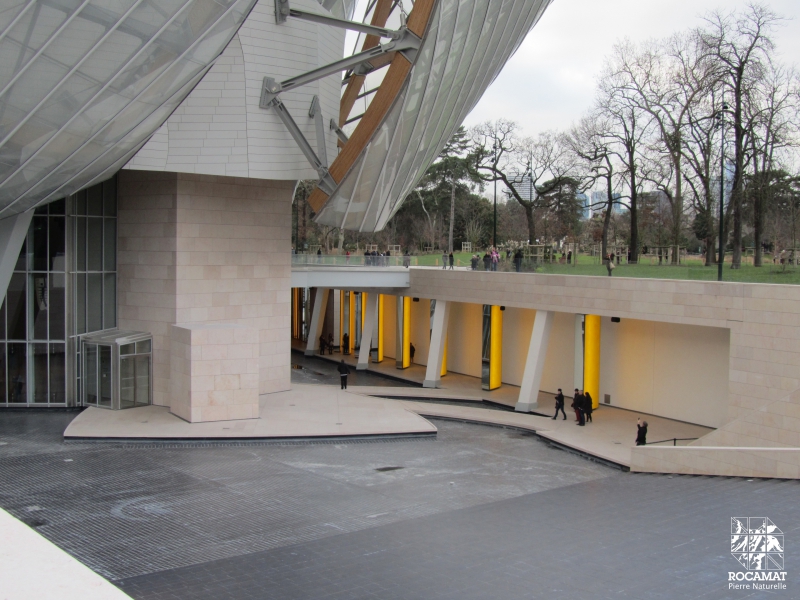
446,302 -> 483,379
599,317 -> 730,429
118,170 -> 292,406
406,269 -> 800,429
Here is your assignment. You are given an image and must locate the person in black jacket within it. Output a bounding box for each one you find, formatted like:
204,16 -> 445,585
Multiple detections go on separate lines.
571,389 -> 581,422
635,419 -> 648,445
337,360 -> 350,389
514,249 -> 523,272
583,391 -> 593,423
552,389 -> 566,420
342,332 -> 349,355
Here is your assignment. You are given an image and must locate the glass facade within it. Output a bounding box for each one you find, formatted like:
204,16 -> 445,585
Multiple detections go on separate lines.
0,177 -> 116,407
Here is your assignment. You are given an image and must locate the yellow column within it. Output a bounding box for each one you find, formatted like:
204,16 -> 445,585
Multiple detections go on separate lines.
361,293 -> 366,331
489,305 -> 503,390
377,294 -> 384,362
339,290 -> 345,351
584,314 -> 601,409
349,291 -> 356,354
402,296 -> 411,368
441,335 -> 448,377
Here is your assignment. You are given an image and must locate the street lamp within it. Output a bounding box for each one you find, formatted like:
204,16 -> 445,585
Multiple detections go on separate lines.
716,100 -> 729,283
493,140 -> 498,247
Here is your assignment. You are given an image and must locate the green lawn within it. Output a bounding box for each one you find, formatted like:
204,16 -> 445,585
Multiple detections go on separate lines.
413,252 -> 800,284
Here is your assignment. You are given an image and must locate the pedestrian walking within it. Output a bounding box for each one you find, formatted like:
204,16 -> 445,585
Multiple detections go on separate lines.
319,335 -> 326,355
483,252 -> 491,271
491,248 -> 499,271
448,252 -> 454,269
410,343 -> 416,362
574,389 -> 586,426
552,388 -> 566,420
471,254 -> 479,270
514,249 -> 523,272
342,332 -> 350,355
606,253 -> 615,277
584,391 -> 593,423
635,418 -> 648,445
403,251 -> 410,268
338,360 -> 350,389
442,251 -> 448,269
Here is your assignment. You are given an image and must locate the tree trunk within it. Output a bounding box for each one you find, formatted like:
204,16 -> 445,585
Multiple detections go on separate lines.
628,147 -> 639,263
752,140 -> 763,268
523,203 -> 535,244
448,182 -> 455,253
601,177 -> 613,259
671,154 -> 682,265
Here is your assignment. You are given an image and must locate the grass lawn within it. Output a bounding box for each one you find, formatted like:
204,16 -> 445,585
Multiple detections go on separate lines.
413,252 -> 800,284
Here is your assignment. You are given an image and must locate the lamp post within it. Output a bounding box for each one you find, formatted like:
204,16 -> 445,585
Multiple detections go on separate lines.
493,140 -> 498,247
716,100 -> 728,282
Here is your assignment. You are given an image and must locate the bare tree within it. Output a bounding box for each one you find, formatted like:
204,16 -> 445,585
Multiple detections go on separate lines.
700,3 -> 783,268
612,33 -> 717,263
470,121 -> 576,244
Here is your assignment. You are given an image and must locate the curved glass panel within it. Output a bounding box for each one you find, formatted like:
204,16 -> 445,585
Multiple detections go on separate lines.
315,0 -> 554,232
0,0 -> 259,217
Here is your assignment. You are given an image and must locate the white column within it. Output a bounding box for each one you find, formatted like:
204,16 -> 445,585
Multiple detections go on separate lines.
332,289 -> 340,345
304,288 -> 330,356
357,292 -> 378,370
423,299 -> 450,388
573,314 -> 584,392
515,310 -> 554,413
0,210 -> 32,301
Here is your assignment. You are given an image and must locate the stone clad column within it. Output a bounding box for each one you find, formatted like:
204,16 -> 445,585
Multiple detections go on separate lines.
357,292 -> 379,370
305,288 -> 329,356
423,299 -> 450,388
118,170 -> 292,411
515,310 -> 554,413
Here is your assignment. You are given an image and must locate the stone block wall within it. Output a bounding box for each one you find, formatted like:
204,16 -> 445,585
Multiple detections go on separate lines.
170,322 -> 259,423
118,170 -> 292,409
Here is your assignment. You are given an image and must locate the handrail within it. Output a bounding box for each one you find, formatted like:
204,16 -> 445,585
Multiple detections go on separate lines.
645,437 -> 699,446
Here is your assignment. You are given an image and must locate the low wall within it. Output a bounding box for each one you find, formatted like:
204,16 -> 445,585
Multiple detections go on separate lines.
630,446 -> 800,479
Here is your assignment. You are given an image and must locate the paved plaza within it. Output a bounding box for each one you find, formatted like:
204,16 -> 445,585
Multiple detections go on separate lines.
0,406 -> 797,599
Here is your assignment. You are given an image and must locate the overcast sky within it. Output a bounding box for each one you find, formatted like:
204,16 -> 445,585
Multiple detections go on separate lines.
462,0 -> 800,135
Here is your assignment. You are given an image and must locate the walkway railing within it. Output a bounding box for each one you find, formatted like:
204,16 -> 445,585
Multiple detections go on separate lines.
645,437 -> 699,446
292,254 -> 414,267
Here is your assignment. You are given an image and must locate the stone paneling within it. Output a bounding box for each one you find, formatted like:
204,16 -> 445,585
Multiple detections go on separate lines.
118,170 -> 292,409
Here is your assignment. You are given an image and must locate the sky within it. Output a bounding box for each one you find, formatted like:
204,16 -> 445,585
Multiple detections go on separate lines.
462,0 -> 800,135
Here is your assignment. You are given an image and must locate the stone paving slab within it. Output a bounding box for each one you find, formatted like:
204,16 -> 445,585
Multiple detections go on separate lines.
63,384 -> 437,440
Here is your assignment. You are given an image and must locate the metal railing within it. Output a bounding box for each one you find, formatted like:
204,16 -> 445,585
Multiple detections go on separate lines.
292,254 -> 414,267
645,437 -> 699,446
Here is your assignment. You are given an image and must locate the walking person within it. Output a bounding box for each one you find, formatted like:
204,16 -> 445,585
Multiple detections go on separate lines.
442,251 -> 448,269
403,251 -> 410,268
327,333 -> 334,355
552,389 -> 566,420
448,252 -> 454,270
471,254 -> 479,270
491,248 -> 499,271
342,332 -> 349,355
514,249 -> 523,273
410,343 -> 416,362
575,389 -> 586,426
338,360 -> 350,389
319,334 -> 326,355
635,419 -> 648,445
606,253 -> 615,277
584,391 -> 593,423
483,252 -> 491,271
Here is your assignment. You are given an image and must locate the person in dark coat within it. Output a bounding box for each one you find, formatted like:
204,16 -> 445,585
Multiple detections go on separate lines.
337,360 -> 350,389
448,252 -> 454,269
471,254 -> 479,270
635,419 -> 648,445
583,391 -> 593,423
327,333 -> 334,355
552,388 -> 566,420
342,332 -> 349,355
514,249 -> 523,272
571,389 -> 582,423
319,335 -> 326,355
483,252 -> 491,271
410,343 -> 416,362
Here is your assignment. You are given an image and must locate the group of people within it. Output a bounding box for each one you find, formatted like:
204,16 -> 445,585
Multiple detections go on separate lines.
441,252 -> 454,269
552,388 -> 593,425
318,333 -> 335,355
552,388 -> 649,444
